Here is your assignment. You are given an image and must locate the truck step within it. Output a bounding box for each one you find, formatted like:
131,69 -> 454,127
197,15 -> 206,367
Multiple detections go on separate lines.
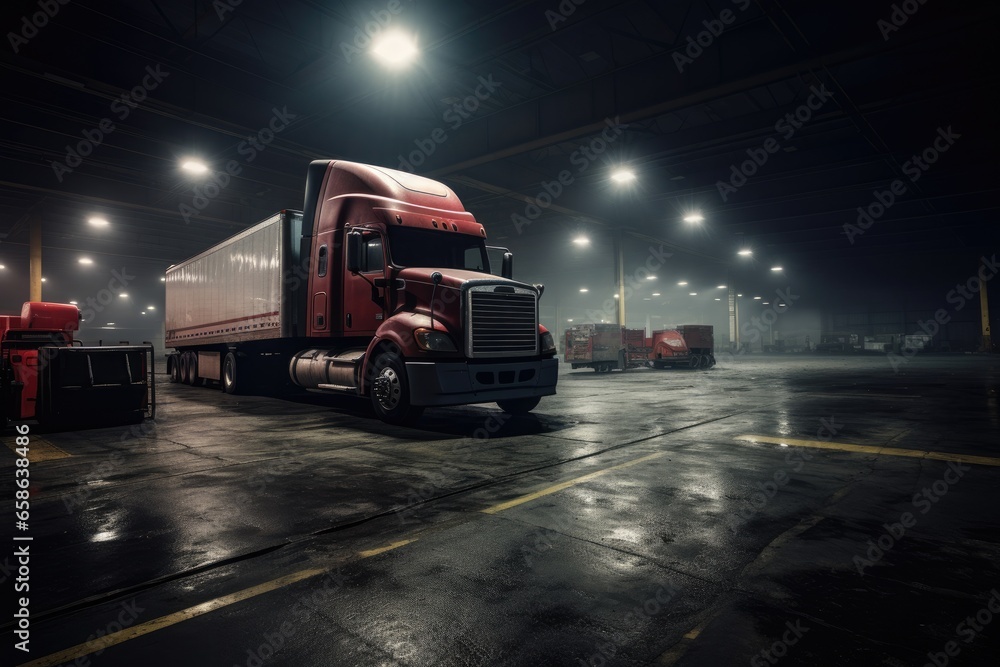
316,383 -> 358,392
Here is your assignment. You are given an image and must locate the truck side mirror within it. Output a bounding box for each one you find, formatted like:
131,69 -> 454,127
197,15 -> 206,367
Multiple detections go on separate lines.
346,231 -> 363,273
501,252 -> 513,280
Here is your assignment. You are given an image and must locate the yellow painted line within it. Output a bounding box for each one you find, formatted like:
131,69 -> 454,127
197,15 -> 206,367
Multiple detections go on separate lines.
481,451 -> 667,514
358,538 -> 417,558
5,437 -> 71,463
17,568 -> 325,667
18,537 -> 418,667
735,435 -> 1000,467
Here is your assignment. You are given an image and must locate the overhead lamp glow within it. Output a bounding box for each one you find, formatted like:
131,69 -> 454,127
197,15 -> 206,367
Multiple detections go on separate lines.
119,293 -> 128,298
141,311 -> 147,315
714,298 -> 721,301
738,249 -> 752,256
0,264 -> 5,270
771,266 -> 783,272
147,306 -> 155,311
753,296 -> 762,300
78,257 -> 93,265
611,168 -> 636,183
372,30 -> 418,68
683,213 -> 704,223
613,294 -> 619,299
181,159 -> 208,175
737,293 -> 743,297
717,284 -> 726,289
41,277 -> 47,282
689,292 -> 697,296
88,216 -> 109,227
69,300 -> 78,305
572,236 -> 590,246
677,281 -> 688,286
652,292 -> 661,297
579,288 -> 589,293
646,275 -> 657,280
160,277 -> 166,282
567,319 -> 574,322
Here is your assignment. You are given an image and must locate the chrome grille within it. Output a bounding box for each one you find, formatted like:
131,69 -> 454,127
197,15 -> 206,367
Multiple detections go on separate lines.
467,286 -> 538,358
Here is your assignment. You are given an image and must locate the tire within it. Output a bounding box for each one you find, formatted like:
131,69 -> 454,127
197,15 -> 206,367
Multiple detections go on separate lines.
689,355 -> 701,369
190,353 -> 204,387
370,351 -> 423,425
497,396 -> 541,414
180,352 -> 193,384
222,352 -> 239,394
169,357 -> 180,383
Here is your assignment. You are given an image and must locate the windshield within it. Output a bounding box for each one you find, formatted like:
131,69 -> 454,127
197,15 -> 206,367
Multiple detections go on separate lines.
387,226 -> 490,273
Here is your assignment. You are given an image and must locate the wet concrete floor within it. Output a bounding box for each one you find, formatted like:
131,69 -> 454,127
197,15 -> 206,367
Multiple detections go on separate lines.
3,354 -> 1000,666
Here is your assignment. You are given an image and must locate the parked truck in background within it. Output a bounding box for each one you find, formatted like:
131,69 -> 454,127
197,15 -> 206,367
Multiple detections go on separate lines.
564,323 -> 649,372
1,302 -> 154,429
565,322 -> 716,371
165,160 -> 558,424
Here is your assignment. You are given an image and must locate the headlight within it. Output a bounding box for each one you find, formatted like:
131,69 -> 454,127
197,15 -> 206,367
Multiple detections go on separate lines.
541,331 -> 556,354
414,328 -> 458,352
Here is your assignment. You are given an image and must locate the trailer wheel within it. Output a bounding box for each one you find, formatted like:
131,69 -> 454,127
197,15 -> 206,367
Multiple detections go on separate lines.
190,354 -> 204,387
689,355 -> 701,369
222,352 -> 240,394
180,352 -> 193,384
168,357 -> 180,383
497,396 -> 541,414
370,351 -> 423,425
700,355 -> 712,369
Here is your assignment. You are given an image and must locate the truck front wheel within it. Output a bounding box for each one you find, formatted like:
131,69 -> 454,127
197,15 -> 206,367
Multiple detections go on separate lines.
370,352 -> 423,425
496,397 -> 541,415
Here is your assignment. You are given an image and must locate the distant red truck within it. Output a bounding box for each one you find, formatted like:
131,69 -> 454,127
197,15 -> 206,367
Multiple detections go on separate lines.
564,323 -> 716,371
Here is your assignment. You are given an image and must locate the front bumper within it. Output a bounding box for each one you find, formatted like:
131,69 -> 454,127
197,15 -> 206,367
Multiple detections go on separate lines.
405,358 -> 558,407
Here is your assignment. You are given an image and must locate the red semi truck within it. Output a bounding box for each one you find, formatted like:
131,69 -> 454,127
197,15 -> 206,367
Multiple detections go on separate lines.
165,160 -> 558,424
1,302 -> 154,428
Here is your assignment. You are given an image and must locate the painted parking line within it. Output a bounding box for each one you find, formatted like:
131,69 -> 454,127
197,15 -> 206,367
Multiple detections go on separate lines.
481,451 -> 667,514
736,435 -> 1000,467
17,538 -> 417,667
4,437 -> 71,463
22,449 -> 669,665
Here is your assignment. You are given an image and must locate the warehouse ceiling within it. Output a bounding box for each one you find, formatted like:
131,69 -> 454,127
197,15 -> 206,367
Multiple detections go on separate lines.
0,0 -> 996,310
